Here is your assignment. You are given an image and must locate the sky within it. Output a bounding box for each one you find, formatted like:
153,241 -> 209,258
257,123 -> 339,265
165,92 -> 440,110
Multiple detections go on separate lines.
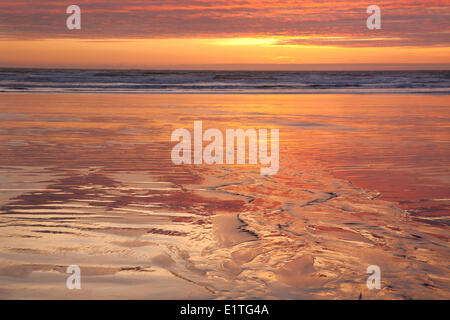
0,0 -> 449,69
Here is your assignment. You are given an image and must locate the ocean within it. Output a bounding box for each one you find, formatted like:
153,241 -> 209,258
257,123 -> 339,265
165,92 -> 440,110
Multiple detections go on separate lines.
0,69 -> 449,94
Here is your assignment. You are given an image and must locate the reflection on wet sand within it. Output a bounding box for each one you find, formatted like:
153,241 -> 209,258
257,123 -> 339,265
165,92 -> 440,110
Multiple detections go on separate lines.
0,94 -> 448,299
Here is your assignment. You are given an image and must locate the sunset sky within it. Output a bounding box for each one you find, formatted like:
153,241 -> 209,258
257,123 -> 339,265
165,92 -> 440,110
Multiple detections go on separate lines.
0,0 -> 449,69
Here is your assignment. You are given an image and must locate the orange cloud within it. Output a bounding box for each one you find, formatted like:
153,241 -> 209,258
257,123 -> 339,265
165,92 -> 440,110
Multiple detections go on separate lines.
0,0 -> 448,46
0,38 -> 449,69
0,1 -> 448,68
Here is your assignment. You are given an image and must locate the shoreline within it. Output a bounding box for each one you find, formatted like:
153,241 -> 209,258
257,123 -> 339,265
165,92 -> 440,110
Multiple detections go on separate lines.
0,92 -> 448,299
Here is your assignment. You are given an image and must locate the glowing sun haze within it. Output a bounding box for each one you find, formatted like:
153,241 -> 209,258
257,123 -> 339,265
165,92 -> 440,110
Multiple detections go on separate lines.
0,0 -> 449,69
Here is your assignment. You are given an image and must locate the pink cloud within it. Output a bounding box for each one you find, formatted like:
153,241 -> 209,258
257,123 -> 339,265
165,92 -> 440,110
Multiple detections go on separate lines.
0,0 -> 448,46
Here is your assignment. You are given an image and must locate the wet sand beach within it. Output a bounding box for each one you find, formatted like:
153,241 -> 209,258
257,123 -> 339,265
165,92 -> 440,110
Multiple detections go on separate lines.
0,93 -> 449,299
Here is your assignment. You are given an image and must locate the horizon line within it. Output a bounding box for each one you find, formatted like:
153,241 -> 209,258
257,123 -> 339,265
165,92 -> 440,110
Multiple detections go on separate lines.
1,63 -> 449,72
